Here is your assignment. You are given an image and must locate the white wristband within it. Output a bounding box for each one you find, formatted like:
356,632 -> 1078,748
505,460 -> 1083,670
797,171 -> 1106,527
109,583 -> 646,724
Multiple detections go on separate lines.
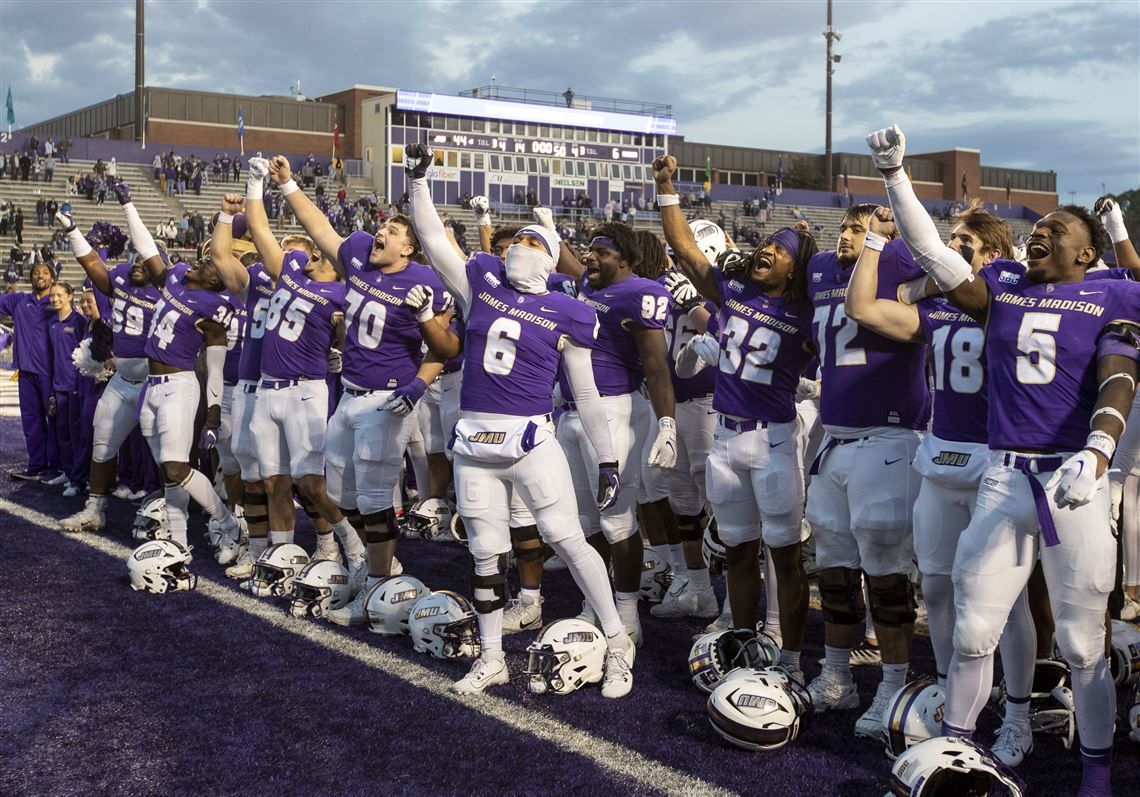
477,215 -> 492,227
1091,406 -> 1127,430
67,227 -> 93,258
1103,215 -> 1129,245
897,275 -> 932,305
1086,430 -> 1117,461
656,194 -> 680,207
863,232 -> 887,252
279,178 -> 299,197
415,304 -> 434,324
216,212 -> 234,225
246,179 -> 264,201
1099,372 -> 1137,393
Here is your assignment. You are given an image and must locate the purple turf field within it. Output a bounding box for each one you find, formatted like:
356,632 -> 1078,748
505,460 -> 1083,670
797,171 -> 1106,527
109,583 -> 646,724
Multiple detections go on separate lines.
0,417 -> 1136,796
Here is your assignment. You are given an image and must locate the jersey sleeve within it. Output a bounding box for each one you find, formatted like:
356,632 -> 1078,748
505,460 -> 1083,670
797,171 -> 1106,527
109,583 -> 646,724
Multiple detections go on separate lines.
337,231 -> 374,274
878,239 -> 925,294
625,280 -> 670,330
282,249 -> 308,276
562,299 -> 599,349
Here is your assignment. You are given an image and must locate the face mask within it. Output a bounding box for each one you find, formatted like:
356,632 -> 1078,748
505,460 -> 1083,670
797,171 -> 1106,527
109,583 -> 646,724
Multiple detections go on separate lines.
504,244 -> 553,294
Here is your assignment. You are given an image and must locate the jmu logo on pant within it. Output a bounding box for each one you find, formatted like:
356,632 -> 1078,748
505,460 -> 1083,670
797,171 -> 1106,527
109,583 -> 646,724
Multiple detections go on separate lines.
468,431 -> 507,444
932,451 -> 971,467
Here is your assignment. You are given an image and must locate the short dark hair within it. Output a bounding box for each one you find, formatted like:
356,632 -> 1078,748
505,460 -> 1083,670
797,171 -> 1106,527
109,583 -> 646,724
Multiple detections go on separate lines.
954,200 -> 1014,260
387,213 -> 422,262
491,225 -> 523,251
843,203 -> 880,224
633,230 -> 668,280
590,221 -> 640,269
1057,204 -> 1109,265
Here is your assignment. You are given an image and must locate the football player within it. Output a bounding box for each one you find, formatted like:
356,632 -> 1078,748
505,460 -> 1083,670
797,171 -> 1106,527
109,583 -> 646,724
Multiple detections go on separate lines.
406,143 -> 637,697
803,197 -> 931,738
870,124 -> 1140,796
844,203 -> 1037,764
267,155 -> 450,625
56,215 -> 162,531
115,181 -> 242,555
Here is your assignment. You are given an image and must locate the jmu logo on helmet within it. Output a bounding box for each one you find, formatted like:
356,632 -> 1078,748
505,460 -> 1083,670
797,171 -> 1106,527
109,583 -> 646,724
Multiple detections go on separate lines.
415,606 -> 442,618
135,547 -> 163,561
392,589 -> 419,603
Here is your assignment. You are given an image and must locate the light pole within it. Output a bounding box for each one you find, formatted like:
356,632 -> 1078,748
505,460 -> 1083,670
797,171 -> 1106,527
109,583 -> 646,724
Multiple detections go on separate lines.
823,0 -> 842,193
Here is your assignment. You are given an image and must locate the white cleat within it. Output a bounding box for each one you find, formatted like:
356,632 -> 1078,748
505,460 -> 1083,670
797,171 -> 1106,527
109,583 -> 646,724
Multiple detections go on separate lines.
390,556 -> 404,576
807,674 -> 860,713
601,634 -> 636,699
225,550 -> 256,581
625,618 -> 644,648
1121,594 -> 1140,622
311,546 -> 344,566
62,482 -> 81,498
450,656 -> 509,695
502,594 -> 543,634
651,580 -> 719,619
700,601 -> 734,637
991,722 -> 1033,767
215,530 -> 246,566
574,599 -> 598,626
325,588 -> 367,626
854,684 -> 894,740
347,557 -> 368,596
112,484 -> 135,500
60,506 -> 105,533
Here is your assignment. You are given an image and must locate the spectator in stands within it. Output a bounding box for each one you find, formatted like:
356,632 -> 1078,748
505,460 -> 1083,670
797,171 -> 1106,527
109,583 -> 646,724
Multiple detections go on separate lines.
152,153 -> 162,180
19,152 -> 31,181
44,138 -> 55,159
29,135 -> 40,155
35,195 -> 45,226
96,179 -> 107,206
58,137 -> 71,164
44,155 -> 54,183
107,157 -> 118,179
219,154 -> 231,182
10,241 -> 25,271
13,207 -> 24,244
192,163 -> 203,195
231,157 -> 240,182
163,163 -> 175,197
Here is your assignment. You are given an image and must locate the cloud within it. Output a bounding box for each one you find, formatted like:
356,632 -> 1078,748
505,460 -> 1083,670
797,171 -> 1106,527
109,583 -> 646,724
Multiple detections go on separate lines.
19,41 -> 60,84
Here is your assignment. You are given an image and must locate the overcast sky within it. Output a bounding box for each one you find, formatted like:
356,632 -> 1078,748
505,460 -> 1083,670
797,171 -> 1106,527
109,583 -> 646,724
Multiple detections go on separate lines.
0,0 -> 1136,205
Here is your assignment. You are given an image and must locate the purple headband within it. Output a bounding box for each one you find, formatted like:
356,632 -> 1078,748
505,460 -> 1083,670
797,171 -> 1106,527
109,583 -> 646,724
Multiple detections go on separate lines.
590,236 -> 620,253
768,228 -> 801,261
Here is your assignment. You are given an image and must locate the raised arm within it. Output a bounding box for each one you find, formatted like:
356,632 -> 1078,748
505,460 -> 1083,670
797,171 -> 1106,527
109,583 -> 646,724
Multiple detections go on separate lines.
867,126 -> 990,322
404,144 -> 472,313
533,205 -> 584,280
471,195 -> 494,254
112,181 -> 166,288
244,157 -> 285,279
268,155 -> 345,268
653,155 -> 718,304
210,194 -> 252,295
1095,196 -> 1140,276
844,207 -> 923,343
55,210 -> 112,296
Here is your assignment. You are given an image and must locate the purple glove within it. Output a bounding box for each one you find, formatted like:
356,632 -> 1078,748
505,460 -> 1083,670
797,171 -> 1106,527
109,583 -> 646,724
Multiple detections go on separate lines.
383,378 -> 428,417
596,461 -> 620,512
112,181 -> 132,205
198,404 -> 221,451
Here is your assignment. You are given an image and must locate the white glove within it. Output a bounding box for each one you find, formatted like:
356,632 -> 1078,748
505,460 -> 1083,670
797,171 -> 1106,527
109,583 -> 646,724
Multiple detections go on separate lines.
1094,197 -> 1128,244
470,195 -> 491,226
247,157 -> 270,181
647,416 -> 678,469
688,333 -> 720,367
404,284 -> 435,323
326,347 -> 342,374
533,206 -> 556,232
795,378 -> 820,402
664,271 -> 700,313
866,124 -> 906,172
1044,449 -> 1102,508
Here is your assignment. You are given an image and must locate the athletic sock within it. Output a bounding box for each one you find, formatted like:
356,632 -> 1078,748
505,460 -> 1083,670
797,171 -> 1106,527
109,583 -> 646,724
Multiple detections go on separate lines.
687,566 -> 711,591
332,517 -> 365,559
668,543 -> 685,571
822,645 -> 853,684
881,662 -> 908,695
268,529 -> 293,545
615,591 -> 640,627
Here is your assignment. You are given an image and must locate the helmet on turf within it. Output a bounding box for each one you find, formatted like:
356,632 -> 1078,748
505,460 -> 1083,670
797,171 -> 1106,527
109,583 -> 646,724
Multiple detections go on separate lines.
689,220 -> 727,265
706,667 -> 805,751
289,559 -> 352,619
249,543 -> 310,598
689,628 -> 781,694
998,658 -> 1075,749
132,494 -> 169,541
1109,619 -> 1140,687
525,618 -> 607,695
408,590 -> 480,659
702,516 -> 726,575
127,539 -> 196,594
364,575 -> 430,636
882,679 -> 946,759
884,736 -> 1025,797
639,548 -> 672,602
406,498 -> 454,541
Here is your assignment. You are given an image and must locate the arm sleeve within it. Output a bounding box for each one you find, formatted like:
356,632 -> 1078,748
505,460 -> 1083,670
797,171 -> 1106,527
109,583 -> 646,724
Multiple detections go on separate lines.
408,177 -> 472,313
204,344 -> 226,408
561,340 -> 616,463
122,202 -> 159,261
883,171 -> 971,290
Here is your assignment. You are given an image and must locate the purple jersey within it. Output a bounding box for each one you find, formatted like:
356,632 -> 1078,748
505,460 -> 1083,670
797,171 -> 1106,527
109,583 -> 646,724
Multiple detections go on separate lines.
917,296 -> 988,444
338,231 -> 447,390
562,274 -> 670,397
144,263 -> 237,370
711,270 -> 813,422
441,314 -> 464,375
808,242 -> 931,430
222,304 -> 246,384
0,290 -> 53,374
548,272 -> 579,298
260,250 -> 347,380
980,259 -> 1140,451
237,263 -> 277,382
659,274 -> 716,402
48,312 -> 87,392
106,263 -> 161,360
462,253 -> 597,416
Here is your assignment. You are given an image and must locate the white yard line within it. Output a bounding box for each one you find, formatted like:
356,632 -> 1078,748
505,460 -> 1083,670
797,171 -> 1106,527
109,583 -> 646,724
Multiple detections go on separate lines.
0,496 -> 738,797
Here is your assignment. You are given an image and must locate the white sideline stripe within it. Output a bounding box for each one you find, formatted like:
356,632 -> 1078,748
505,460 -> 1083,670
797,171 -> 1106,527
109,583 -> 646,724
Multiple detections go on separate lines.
0,497 -> 738,797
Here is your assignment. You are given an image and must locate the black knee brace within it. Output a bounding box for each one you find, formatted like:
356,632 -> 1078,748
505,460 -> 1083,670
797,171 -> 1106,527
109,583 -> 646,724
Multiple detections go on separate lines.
293,488 -> 321,521
472,552 -> 510,613
819,567 -> 865,626
343,508 -> 365,534
867,572 -> 917,627
510,524 -> 543,565
363,510 -> 398,544
677,514 -> 702,543
243,490 -> 269,527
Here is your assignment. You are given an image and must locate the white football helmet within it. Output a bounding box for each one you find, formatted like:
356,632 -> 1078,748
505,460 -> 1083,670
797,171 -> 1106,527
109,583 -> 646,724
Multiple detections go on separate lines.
689,219 -> 727,265
707,667 -> 805,751
289,560 -> 352,619
525,618 -> 607,695
639,548 -> 673,602
689,628 -> 781,694
132,494 -> 169,541
406,498 -> 454,541
365,575 -> 430,636
882,679 -> 946,760
702,516 -> 726,575
884,736 -> 1025,797
999,659 -> 1075,749
127,539 -> 196,594
1109,619 -> 1140,687
250,543 -> 310,598
408,590 -> 480,659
